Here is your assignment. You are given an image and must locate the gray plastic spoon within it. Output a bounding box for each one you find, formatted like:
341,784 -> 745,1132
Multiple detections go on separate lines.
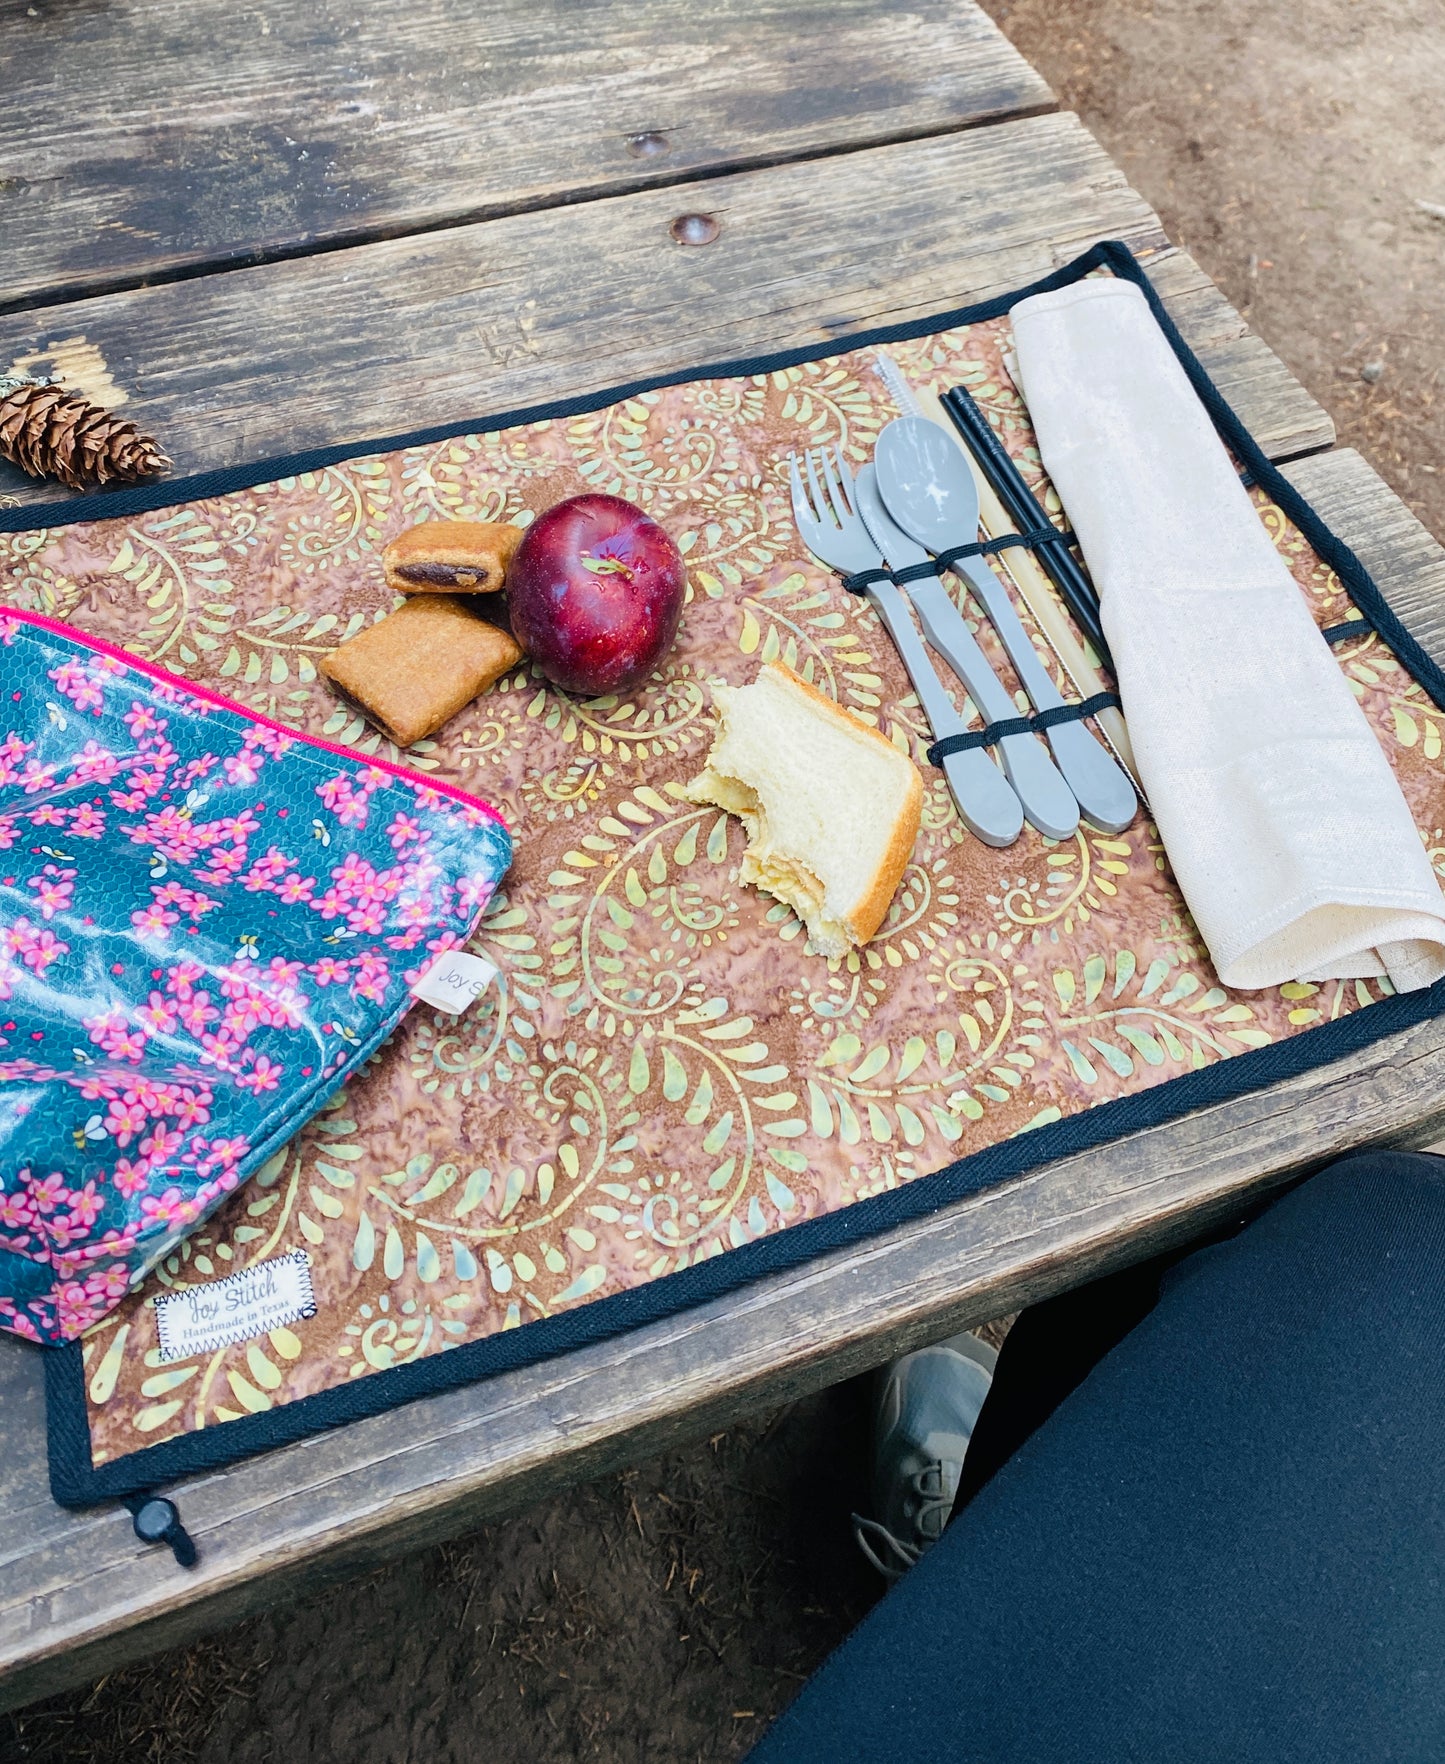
865,438 -> 1080,841
875,417 -> 1137,835
853,464 -> 1024,846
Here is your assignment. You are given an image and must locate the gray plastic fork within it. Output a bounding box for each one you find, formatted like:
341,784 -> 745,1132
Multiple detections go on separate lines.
787,447 -> 1024,847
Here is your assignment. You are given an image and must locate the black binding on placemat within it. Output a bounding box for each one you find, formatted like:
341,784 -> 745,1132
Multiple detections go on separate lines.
33,238 -> 1445,1509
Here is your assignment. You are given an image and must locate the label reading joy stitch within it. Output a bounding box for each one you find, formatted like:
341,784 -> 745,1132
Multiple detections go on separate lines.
154,1250 -> 316,1362
410,948 -> 499,1014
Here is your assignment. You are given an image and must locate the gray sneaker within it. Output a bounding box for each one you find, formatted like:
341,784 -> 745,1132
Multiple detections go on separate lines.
853,1330 -> 998,1581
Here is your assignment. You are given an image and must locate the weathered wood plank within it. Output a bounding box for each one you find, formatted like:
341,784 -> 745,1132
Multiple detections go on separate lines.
1143,253 -> 1337,464
0,449 -> 1439,1711
0,113 -> 1331,512
0,0 -> 1051,314
1285,449 -> 1445,669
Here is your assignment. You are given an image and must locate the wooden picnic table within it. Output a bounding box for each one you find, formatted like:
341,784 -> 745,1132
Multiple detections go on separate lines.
4,0 -> 1445,1713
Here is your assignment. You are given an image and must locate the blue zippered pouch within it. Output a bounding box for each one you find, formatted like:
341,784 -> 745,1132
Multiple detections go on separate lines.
0,607 -> 512,1344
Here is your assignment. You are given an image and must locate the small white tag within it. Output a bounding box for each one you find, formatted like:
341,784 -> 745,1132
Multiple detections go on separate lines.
410,948 -> 499,1014
154,1250 -> 316,1361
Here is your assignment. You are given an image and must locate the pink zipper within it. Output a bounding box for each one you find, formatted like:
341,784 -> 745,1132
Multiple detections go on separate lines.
1,606 -> 510,830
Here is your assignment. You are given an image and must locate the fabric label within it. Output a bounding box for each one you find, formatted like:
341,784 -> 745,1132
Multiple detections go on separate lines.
410,948 -> 499,1013
154,1250 -> 316,1361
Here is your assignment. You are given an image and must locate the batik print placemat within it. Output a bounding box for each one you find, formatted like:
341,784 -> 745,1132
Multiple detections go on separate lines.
10,244 -> 1445,1501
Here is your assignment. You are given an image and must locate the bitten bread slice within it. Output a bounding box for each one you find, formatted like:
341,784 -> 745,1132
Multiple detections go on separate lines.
685,662 -> 922,956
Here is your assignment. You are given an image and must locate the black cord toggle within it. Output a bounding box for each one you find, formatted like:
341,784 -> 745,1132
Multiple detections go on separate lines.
927,692 -> 1121,766
126,1492 -> 199,1568
839,526 -> 1075,597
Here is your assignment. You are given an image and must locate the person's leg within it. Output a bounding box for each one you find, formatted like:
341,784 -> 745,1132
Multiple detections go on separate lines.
954,1246 -> 1170,1506
854,1251 -> 1170,1576
750,1149 -> 1445,1764
856,1329 -> 999,1580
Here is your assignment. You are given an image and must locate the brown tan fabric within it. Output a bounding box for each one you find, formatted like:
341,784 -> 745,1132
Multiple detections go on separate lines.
0,313 -> 1436,1464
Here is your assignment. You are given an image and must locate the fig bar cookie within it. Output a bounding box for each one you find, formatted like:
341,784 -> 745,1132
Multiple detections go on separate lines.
321,595 -> 523,748
382,520 -> 523,595
685,661 -> 922,956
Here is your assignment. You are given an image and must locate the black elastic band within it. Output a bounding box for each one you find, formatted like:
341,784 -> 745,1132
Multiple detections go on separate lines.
840,526 -> 1073,597
1322,619 -> 1371,645
927,691 -> 1122,765
840,566 -> 893,593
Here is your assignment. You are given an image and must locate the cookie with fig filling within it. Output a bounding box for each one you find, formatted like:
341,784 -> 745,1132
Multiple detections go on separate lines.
321,594 -> 523,748
382,520 -> 524,595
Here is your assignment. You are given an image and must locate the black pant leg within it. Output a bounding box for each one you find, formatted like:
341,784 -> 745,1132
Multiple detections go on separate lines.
956,1251 -> 1167,1505
749,1149 -> 1445,1764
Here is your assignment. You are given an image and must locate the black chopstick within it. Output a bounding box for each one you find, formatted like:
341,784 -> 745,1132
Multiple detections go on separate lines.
941,384 -> 1114,676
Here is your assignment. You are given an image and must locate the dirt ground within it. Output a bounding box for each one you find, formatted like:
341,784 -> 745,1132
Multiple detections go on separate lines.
5,4 -> 1442,1760
3,1387 -> 882,1764
990,0 -> 1445,539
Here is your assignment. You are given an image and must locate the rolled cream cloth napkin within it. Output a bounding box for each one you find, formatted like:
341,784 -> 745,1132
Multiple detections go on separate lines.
1010,276 -> 1445,992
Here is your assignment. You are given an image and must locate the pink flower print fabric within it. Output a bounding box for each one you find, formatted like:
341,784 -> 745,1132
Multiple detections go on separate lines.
0,610 -> 512,1343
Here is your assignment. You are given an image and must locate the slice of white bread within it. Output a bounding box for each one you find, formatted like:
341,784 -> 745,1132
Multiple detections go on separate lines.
685,661 -> 922,957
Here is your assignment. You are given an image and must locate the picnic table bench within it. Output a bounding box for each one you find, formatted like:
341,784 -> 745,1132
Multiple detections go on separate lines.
4,0 -> 1445,1712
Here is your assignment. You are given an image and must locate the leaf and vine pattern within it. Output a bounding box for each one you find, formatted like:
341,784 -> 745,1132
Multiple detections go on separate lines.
0,310 -> 1435,1459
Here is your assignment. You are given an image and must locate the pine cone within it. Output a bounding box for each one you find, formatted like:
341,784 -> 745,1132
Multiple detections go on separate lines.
0,376 -> 170,491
